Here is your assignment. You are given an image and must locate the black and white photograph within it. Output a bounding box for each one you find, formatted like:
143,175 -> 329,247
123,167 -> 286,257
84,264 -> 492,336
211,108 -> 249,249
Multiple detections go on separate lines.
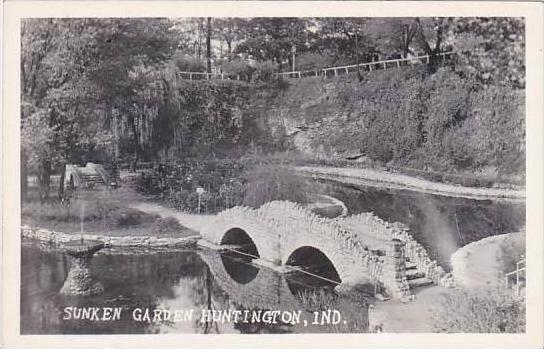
2,1 -> 543,347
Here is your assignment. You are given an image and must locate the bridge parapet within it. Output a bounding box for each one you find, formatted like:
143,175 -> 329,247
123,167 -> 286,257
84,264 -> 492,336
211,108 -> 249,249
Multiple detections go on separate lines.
337,213 -> 455,288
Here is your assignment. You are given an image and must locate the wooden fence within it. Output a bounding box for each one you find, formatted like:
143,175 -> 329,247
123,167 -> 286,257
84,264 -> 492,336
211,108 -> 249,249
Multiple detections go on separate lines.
175,51 -> 455,82
504,258 -> 526,297
274,51 -> 455,79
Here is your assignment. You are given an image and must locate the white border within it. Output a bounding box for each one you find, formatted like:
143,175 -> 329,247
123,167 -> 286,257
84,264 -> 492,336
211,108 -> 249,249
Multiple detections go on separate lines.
2,2 -> 543,348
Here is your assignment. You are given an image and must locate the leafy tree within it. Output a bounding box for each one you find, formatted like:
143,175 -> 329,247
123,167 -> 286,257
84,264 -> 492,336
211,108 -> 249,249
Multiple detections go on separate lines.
235,18 -> 310,71
447,17 -> 525,88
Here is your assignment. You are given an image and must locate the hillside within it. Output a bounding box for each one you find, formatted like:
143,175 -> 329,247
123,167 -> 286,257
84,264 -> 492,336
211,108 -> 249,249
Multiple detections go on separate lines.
250,66 -> 525,182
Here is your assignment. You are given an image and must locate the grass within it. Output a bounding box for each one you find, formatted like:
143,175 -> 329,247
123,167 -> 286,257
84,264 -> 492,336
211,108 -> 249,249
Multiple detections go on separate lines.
433,287 -> 525,333
21,187 -> 193,238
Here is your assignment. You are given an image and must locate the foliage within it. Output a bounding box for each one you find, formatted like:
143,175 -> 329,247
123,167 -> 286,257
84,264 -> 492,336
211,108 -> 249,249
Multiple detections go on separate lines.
295,52 -> 337,71
434,288 -> 525,333
242,165 -> 308,208
220,59 -> 253,77
150,217 -> 186,236
496,233 -> 526,274
302,66 -> 524,176
251,60 -> 279,82
173,54 -> 206,72
136,159 -> 247,213
448,17 -> 525,88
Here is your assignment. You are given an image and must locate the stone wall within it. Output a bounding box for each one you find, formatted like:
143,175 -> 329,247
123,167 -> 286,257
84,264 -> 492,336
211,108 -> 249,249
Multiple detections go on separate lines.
21,225 -> 199,250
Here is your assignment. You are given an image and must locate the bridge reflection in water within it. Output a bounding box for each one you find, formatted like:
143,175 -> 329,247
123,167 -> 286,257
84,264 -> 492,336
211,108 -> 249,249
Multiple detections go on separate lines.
197,249 -> 369,333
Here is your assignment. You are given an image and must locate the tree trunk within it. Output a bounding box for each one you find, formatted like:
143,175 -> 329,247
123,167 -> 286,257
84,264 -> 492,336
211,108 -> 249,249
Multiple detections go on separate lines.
227,40 -> 232,61
58,163 -> 66,199
38,160 -> 51,202
206,18 -> 212,74
130,117 -> 141,173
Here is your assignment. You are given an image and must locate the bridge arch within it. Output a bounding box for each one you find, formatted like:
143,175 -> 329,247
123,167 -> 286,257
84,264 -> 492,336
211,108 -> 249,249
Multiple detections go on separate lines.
220,228 -> 260,258
285,246 -> 342,284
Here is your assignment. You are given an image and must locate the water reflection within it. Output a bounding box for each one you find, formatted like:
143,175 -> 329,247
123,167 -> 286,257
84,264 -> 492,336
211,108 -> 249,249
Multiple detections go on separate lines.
316,181 -> 525,269
21,242 -> 369,334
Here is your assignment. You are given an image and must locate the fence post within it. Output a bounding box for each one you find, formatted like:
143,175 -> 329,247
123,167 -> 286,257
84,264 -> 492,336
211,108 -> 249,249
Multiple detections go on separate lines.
345,67 -> 349,74
334,68 -> 338,76
189,73 -> 192,80
298,72 -> 301,78
397,60 -> 400,68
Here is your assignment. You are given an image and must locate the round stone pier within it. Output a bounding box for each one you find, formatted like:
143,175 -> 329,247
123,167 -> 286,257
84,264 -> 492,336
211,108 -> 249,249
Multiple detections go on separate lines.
60,239 -> 105,296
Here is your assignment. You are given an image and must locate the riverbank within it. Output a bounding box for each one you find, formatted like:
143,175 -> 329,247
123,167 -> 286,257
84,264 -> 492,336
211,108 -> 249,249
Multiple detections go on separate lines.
295,166 -> 525,202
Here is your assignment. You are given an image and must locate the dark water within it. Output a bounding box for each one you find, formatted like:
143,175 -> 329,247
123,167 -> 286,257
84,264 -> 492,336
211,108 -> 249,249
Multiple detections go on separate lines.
20,183 -> 524,334
21,243 -> 369,334
316,181 -> 525,269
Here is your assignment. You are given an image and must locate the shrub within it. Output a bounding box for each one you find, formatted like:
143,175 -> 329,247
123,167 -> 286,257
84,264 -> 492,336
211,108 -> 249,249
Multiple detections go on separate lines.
221,59 -> 254,79
295,52 -> 336,71
151,216 -> 184,235
434,288 -> 525,333
173,54 -> 206,72
243,165 -> 307,208
496,232 -> 526,274
252,60 -> 278,82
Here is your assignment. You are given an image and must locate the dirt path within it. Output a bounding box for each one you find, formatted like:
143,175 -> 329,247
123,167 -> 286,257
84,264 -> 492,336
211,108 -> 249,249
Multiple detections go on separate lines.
295,166 -> 525,202
129,202 -> 214,233
369,285 -> 456,333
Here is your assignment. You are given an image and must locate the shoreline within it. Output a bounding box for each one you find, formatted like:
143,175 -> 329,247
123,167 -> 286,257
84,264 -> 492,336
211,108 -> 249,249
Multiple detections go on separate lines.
295,166 -> 525,202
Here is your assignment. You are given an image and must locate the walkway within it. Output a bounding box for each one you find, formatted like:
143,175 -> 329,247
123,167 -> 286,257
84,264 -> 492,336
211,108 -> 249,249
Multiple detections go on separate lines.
295,166 -> 525,202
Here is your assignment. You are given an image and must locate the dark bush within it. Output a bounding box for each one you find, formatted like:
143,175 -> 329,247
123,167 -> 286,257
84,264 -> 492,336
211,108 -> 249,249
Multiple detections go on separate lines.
243,165 -> 307,208
151,216 -> 184,235
173,54 -> 206,72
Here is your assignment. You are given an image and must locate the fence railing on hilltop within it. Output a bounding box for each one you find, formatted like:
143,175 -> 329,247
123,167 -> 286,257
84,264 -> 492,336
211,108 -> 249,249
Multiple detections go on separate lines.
176,51 -> 455,82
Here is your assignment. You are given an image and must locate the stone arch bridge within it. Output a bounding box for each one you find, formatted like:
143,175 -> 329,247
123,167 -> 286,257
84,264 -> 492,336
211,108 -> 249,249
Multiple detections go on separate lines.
200,201 -> 452,300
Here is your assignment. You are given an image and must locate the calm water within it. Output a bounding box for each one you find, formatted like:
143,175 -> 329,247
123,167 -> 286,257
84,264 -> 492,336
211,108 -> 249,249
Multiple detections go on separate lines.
21,183 -> 525,334
21,243 -> 369,334
316,181 -> 525,269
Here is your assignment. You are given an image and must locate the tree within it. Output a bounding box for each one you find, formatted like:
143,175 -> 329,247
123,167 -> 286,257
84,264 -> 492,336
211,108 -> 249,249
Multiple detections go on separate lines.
414,17 -> 448,72
447,17 -> 525,88
206,17 -> 212,73
21,18 -> 176,199
235,18 -> 310,71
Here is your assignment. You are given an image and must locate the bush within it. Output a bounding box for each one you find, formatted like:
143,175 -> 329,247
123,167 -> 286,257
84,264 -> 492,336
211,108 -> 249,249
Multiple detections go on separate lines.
252,60 -> 278,82
434,288 -> 525,333
496,233 -> 526,274
151,216 -> 184,236
221,59 -> 254,79
243,165 -> 307,208
295,52 -> 336,71
173,54 -> 206,72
